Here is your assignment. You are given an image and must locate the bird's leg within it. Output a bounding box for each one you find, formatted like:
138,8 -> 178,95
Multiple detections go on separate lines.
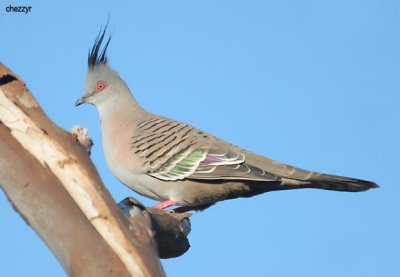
153,199 -> 177,210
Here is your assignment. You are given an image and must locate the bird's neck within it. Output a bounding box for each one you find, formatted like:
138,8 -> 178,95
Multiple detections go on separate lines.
96,90 -> 147,130
96,90 -> 148,168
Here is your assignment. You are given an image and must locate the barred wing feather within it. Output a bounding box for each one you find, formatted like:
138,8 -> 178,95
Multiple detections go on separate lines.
132,118 -> 280,182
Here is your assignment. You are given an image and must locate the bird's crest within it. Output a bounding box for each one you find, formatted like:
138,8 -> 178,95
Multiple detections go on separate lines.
88,22 -> 112,68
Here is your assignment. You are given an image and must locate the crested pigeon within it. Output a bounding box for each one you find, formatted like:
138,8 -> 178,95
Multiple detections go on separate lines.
75,26 -> 378,212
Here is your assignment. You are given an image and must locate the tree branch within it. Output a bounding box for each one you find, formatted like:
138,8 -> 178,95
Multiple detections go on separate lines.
118,197 -> 191,259
0,64 -> 189,276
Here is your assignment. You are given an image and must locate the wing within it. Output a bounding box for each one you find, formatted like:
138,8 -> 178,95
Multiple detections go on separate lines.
131,117 -> 280,182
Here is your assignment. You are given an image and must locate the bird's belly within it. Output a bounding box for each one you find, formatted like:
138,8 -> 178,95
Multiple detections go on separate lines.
114,166 -> 168,201
120,172 -> 248,207
104,151 -> 164,200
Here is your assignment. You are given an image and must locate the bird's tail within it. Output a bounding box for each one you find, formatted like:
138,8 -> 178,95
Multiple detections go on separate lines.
281,173 -> 378,192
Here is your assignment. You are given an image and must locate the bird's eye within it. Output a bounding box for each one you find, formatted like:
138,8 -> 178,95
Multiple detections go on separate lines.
95,81 -> 108,92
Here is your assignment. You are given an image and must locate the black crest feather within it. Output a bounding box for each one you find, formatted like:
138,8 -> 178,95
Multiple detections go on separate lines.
88,22 -> 112,68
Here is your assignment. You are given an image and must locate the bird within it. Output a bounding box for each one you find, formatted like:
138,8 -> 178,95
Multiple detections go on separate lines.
75,26 -> 378,212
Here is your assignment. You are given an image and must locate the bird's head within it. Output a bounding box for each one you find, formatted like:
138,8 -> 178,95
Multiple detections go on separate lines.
75,25 -> 125,107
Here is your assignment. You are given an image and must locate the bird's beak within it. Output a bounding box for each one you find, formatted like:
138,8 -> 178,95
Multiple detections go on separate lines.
75,96 -> 89,106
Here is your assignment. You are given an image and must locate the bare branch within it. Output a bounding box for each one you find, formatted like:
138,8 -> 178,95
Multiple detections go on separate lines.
119,197 -> 191,259
0,64 -> 167,276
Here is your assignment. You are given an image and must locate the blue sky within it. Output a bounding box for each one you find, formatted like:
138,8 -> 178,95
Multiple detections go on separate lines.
1,1 -> 399,276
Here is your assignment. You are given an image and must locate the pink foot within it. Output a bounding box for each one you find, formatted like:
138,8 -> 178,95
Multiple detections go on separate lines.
153,199 -> 177,210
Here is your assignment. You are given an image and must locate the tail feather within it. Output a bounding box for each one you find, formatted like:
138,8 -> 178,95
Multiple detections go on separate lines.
281,173 -> 378,192
307,174 -> 378,192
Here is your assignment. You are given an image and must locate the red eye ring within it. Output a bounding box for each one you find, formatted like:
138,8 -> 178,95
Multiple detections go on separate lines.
95,81 -> 108,92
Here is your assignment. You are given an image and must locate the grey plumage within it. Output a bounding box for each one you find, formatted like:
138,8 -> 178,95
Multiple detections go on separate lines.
75,25 -> 378,211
